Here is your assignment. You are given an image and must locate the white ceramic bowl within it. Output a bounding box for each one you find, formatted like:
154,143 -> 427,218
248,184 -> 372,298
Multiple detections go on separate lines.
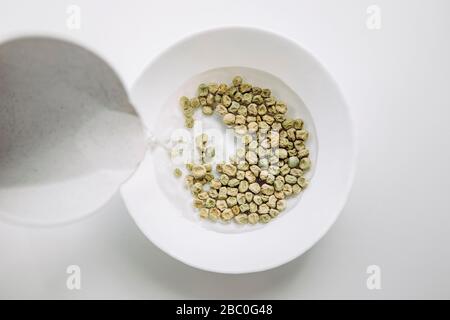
122,27 -> 356,274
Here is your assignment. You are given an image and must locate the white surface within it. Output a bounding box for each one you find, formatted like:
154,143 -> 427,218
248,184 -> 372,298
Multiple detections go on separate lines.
0,0 -> 450,298
124,28 -> 355,273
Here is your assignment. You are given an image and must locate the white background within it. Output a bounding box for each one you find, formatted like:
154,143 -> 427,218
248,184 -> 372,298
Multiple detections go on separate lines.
1,0 -> 449,299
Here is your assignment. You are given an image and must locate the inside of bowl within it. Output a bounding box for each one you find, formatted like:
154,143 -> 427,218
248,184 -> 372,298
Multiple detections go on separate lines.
150,66 -> 318,233
0,37 -> 146,226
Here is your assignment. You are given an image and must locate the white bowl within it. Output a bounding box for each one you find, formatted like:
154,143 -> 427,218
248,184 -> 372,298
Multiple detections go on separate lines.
122,26 -> 356,274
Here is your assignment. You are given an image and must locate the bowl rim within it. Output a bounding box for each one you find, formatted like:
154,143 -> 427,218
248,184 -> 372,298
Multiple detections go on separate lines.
123,25 -> 358,274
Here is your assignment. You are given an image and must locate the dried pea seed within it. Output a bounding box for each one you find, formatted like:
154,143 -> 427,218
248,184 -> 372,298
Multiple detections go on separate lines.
274,114 -> 285,122
247,103 -> 258,115
234,213 -> 248,224
240,83 -> 252,93
288,149 -> 297,157
221,209 -> 234,221
223,113 -> 236,125
287,128 -> 296,141
269,209 -> 280,218
216,200 -> 228,211
208,83 -> 218,94
209,208 -> 220,221
249,165 -> 261,177
261,184 -> 274,195
210,179 -> 221,189
283,184 -> 293,196
282,119 -> 294,130
199,208 -> 209,219
232,76 -> 243,87
299,157 -> 311,170
240,203 -> 250,213
231,205 -> 240,216
247,122 -> 258,133
206,93 -> 214,105
297,148 -> 309,158
202,105 -> 213,115
173,168 -> 182,178
191,182 -> 203,194
179,96 -> 190,108
219,174 -> 229,185
235,115 -> 246,125
226,197 -> 237,207
222,95 -> 232,107
297,176 -> 309,188
205,198 -> 216,208
293,119 -> 303,129
192,165 -> 206,179
208,189 -> 218,199
296,129 -> 309,141
274,191 -> 285,200
185,117 -> 194,128
261,88 -> 271,98
185,175 -> 194,187
197,191 -> 209,200
242,93 -> 253,105
292,184 -> 302,194
267,195 -> 278,208
274,179 -> 284,192
272,122 -> 282,131
233,91 -> 243,102
218,83 -> 228,94
276,199 -> 287,211
229,101 -> 240,113
257,104 -> 267,115
288,156 -> 300,168
238,180 -> 249,193
249,183 -> 261,194
228,87 -> 238,97
222,164 -> 237,176
237,193 -> 246,205
245,170 -> 256,183
275,101 -> 287,113
253,195 -> 263,205
233,125 -> 246,135
198,83 -> 209,96
252,87 -> 262,95
248,212 -> 259,224
227,188 -> 238,197
252,95 -> 263,104
258,204 -> 270,214
265,96 -> 276,106
236,170 -> 245,180
258,158 -> 269,169
280,164 -> 290,175
260,214 -> 271,223
193,198 -> 204,208
218,187 -> 228,200
228,178 -> 240,187
290,168 -> 303,177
